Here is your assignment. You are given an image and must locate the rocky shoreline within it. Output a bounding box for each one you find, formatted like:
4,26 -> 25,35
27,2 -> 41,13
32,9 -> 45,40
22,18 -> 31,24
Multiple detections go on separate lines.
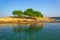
0,17 -> 60,24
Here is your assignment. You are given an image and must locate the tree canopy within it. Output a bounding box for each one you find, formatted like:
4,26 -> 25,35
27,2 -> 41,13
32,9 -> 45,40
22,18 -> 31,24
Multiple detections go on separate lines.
12,8 -> 44,17
12,10 -> 23,17
33,11 -> 43,17
24,8 -> 33,16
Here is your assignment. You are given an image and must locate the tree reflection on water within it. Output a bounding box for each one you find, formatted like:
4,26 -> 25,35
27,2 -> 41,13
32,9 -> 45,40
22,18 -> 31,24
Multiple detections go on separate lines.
0,23 -> 44,40
13,23 -> 44,33
0,23 -> 44,33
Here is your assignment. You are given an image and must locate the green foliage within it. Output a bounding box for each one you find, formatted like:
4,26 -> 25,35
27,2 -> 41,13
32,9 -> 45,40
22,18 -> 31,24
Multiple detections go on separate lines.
24,8 -> 34,16
12,8 -> 44,17
12,10 -> 23,16
24,8 -> 44,17
33,11 -> 44,17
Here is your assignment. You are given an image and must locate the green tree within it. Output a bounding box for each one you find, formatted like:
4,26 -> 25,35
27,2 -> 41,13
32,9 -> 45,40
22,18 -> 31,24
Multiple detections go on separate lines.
24,8 -> 43,17
12,10 -> 23,17
24,8 -> 34,16
33,11 -> 44,17
12,8 -> 44,17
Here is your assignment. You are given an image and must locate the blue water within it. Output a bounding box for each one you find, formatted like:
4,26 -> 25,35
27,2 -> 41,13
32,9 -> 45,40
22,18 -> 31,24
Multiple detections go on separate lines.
0,18 -> 60,40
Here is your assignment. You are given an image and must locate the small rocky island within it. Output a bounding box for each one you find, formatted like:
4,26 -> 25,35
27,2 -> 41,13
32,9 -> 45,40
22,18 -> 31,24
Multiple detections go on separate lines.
0,8 -> 59,24
0,17 -> 55,24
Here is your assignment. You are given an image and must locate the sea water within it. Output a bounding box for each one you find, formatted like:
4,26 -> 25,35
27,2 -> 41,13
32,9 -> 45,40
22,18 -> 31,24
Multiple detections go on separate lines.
0,18 -> 60,40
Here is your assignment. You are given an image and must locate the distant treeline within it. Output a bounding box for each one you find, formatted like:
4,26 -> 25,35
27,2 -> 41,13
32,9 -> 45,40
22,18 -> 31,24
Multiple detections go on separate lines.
49,17 -> 60,18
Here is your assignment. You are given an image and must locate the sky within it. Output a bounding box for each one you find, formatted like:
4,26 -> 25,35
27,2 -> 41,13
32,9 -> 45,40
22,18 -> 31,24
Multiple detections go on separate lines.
0,0 -> 60,17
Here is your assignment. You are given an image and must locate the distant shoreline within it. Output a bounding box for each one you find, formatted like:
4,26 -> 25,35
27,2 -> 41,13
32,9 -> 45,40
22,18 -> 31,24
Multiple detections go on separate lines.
49,17 -> 60,18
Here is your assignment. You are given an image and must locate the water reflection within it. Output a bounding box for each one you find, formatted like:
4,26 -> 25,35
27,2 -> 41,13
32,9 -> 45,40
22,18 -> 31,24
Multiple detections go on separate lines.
11,23 -> 44,33
0,23 -> 60,40
0,23 -> 44,33
24,23 -> 44,33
